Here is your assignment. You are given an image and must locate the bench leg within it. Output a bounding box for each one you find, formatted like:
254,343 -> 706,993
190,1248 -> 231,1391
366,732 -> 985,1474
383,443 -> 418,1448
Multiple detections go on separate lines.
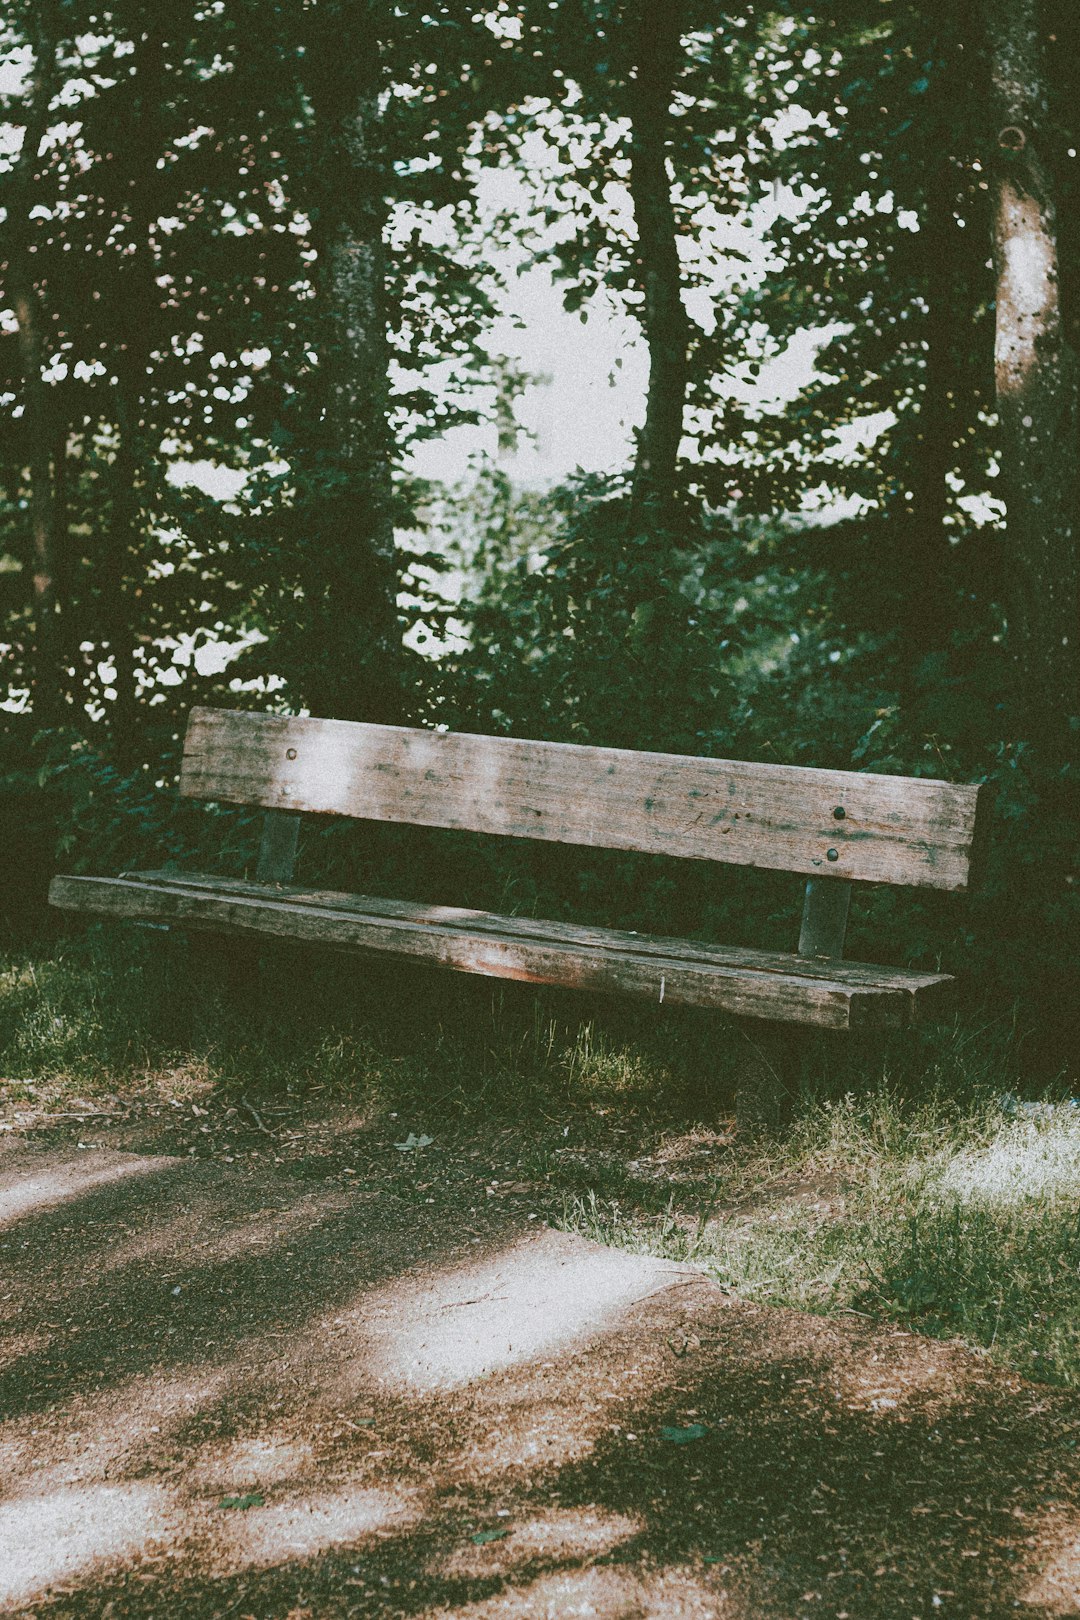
732,1018 -> 801,1134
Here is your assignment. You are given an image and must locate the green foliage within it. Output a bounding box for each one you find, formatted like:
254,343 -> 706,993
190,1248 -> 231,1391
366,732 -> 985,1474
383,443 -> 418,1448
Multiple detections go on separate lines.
439,467 -> 882,760
3,0 -> 1077,1020
0,0 -> 524,736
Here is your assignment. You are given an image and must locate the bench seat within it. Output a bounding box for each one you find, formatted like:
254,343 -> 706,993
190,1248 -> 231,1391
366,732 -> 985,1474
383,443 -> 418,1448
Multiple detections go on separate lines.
49,869 -> 955,1032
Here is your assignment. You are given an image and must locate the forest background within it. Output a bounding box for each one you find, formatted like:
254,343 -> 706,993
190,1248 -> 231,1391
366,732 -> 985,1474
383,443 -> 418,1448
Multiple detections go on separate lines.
2,0 -> 1078,1065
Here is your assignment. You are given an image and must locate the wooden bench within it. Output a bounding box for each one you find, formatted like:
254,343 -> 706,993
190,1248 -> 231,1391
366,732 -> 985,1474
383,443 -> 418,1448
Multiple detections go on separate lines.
49,706 -> 989,1115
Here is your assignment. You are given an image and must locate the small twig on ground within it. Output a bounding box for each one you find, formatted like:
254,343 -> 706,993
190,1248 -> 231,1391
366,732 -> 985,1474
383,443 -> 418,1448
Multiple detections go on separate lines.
239,1096 -> 276,1137
441,1292 -> 509,1310
213,1584 -> 249,1618
636,1275 -> 712,1303
36,1110 -> 128,1120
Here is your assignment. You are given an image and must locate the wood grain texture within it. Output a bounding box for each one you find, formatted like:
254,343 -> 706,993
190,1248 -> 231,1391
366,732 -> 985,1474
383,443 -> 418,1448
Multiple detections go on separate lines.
118,871 -> 951,999
50,872 -> 955,1030
179,707 -> 986,891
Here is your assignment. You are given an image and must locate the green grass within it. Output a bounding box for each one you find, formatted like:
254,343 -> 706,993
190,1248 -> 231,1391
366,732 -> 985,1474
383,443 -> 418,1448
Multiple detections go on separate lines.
4,926 -> 1080,1386
565,1085 -> 1080,1386
0,925 -> 705,1118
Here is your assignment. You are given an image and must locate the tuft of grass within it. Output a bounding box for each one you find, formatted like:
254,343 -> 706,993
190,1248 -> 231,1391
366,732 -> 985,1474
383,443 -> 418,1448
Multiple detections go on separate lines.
0,928 -> 695,1125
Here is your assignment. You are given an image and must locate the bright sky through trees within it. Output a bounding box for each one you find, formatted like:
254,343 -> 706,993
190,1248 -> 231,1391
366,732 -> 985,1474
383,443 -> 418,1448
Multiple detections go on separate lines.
0,34 -> 836,500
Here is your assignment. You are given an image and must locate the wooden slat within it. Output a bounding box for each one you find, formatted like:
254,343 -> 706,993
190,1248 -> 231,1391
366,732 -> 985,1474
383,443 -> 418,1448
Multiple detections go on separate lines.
179,707 -> 986,891
49,873 -> 955,1030
120,871 -> 952,1003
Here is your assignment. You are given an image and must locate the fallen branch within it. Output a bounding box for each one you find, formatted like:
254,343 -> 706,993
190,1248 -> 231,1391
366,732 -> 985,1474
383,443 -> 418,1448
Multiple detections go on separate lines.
239,1096 -> 276,1137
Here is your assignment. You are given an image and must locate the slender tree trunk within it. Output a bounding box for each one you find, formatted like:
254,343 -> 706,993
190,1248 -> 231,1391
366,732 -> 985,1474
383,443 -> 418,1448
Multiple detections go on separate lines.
306,0 -> 401,723
902,8 -> 987,697
904,11 -> 965,671
52,423 -> 72,704
7,4 -> 63,726
627,0 -> 690,538
103,27 -> 163,763
107,396 -> 142,761
986,0 -> 1080,752
904,150 -> 960,682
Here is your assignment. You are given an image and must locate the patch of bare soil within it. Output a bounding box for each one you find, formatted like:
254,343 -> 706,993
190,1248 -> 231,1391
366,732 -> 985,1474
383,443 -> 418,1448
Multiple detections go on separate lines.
1,1098 -> 1079,1619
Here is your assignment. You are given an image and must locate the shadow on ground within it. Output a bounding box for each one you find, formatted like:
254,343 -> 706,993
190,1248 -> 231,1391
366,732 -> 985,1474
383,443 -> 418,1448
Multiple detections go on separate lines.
1,1136 -> 1079,1619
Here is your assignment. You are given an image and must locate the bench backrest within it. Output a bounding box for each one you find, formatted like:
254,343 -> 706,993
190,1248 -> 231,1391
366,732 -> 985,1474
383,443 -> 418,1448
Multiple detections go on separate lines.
180,707 -> 987,892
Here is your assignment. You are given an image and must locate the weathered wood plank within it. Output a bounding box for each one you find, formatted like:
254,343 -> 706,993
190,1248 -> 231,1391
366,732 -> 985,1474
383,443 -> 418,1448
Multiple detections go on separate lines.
121,870 -> 953,1009
50,873 -> 952,1030
179,707 -> 987,892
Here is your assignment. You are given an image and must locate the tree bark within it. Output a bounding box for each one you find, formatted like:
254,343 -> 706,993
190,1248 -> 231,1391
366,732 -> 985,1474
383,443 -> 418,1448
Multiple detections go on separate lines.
106,392 -> 143,762
7,3 -> 63,726
627,0 -> 690,539
52,423 -> 73,702
901,8 -> 988,697
305,1 -> 401,723
986,0 -> 1080,752
102,26 -> 164,763
903,152 -> 960,683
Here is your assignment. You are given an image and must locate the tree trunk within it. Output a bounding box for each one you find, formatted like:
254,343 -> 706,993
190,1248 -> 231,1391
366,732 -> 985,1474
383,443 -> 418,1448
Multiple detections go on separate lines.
986,0 -> 1080,753
106,395 -> 142,762
305,1 -> 401,724
903,152 -> 959,686
103,27 -> 164,764
7,4 -> 63,726
52,424 -> 73,705
627,0 -> 690,539
902,9 -> 986,699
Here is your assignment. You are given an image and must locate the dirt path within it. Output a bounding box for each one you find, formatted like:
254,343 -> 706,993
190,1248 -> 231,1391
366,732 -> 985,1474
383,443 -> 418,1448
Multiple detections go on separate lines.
2,1127 -> 1079,1619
